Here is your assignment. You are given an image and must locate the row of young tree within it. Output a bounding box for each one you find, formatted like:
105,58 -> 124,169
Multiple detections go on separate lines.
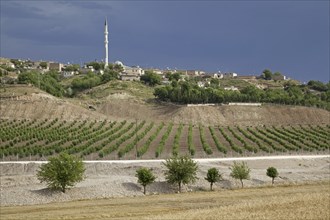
37,153 -> 279,194
154,80 -> 330,110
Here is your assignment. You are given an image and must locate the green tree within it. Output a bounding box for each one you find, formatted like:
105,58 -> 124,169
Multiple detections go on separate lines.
37,153 -> 85,193
163,156 -> 198,193
135,167 -> 156,195
106,63 -> 124,73
166,72 -> 181,81
262,69 -> 273,80
85,62 -> 104,71
230,161 -> 251,188
205,168 -> 222,191
39,62 -> 48,69
307,80 -> 328,92
140,70 -> 162,86
101,70 -> 119,82
266,167 -> 279,185
64,64 -> 80,72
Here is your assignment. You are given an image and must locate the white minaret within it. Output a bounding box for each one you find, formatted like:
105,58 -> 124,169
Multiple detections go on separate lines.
104,18 -> 109,68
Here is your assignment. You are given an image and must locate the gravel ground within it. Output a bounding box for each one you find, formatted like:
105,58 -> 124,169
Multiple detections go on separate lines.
1,157 -> 329,206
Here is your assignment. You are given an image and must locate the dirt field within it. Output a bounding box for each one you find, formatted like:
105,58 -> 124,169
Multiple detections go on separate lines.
1,85 -> 329,126
1,182 -> 329,220
1,156 -> 329,207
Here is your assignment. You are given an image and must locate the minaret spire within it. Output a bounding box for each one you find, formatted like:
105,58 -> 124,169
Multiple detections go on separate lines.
104,17 -> 109,68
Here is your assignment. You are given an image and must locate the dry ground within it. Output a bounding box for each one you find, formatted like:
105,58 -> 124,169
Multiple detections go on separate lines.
1,182 -> 329,220
1,85 -> 329,126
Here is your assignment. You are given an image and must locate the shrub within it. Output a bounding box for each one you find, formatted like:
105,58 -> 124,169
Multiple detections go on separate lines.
266,167 -> 279,185
230,161 -> 251,188
205,168 -> 222,191
163,156 -> 198,193
37,153 -> 85,193
135,167 -> 156,195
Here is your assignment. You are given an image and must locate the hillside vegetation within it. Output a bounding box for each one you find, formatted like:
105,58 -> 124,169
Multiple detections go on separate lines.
3,65 -> 329,110
1,118 -> 329,160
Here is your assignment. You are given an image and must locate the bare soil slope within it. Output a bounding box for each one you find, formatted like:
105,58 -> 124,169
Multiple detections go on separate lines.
99,99 -> 330,126
1,85 -> 329,125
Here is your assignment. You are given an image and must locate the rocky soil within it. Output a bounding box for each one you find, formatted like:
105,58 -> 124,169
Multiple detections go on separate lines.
1,157 -> 329,206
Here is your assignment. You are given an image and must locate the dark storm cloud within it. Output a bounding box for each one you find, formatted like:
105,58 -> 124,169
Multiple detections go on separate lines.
1,0 -> 329,82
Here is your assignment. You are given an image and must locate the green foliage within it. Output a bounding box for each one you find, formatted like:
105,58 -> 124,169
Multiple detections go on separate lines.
230,161 -> 251,188
71,72 -> 102,91
0,119 -> 329,161
153,79 -> 330,110
18,71 -> 65,97
39,62 -> 48,69
36,153 -> 85,193
107,63 -> 124,73
163,156 -> 198,193
135,167 -> 156,194
155,123 -> 173,158
172,124 -> 184,156
166,72 -> 181,81
101,70 -> 119,83
307,80 -> 328,92
140,70 -> 162,86
63,64 -> 80,72
266,167 -> 279,185
262,69 -> 273,80
205,168 -> 222,191
188,124 -> 195,156
199,125 -> 212,155
85,62 -> 104,71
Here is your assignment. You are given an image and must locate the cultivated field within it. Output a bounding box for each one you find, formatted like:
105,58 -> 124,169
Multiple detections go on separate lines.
0,119 -> 329,160
1,84 -> 329,219
1,182 -> 329,220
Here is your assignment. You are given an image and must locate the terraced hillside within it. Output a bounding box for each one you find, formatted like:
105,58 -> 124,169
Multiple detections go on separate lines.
1,119 -> 329,161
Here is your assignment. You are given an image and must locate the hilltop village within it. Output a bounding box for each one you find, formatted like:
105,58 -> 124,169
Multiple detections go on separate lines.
0,56 -> 287,87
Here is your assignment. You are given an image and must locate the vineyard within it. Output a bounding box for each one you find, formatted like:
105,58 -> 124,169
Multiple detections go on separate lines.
0,119 -> 329,161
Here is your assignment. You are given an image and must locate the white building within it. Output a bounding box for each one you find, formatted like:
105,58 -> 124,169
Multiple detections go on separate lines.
115,61 -> 145,81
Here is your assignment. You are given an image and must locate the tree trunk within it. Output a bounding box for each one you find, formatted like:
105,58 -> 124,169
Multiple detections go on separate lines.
143,185 -> 146,195
210,182 -> 213,191
272,178 -> 274,185
62,186 -> 66,193
240,179 -> 244,188
179,182 -> 181,193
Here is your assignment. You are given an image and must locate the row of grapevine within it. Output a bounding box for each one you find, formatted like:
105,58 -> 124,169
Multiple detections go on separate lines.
0,119 -> 329,160
208,126 -> 227,154
118,122 -> 155,158
227,127 -> 257,153
199,125 -> 212,155
236,126 -> 272,153
218,127 -> 243,154
172,124 -> 184,156
155,123 -> 173,158
187,124 -> 195,156
137,122 -> 165,157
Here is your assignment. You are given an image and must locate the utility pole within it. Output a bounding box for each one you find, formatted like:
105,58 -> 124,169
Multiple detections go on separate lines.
135,118 -> 138,159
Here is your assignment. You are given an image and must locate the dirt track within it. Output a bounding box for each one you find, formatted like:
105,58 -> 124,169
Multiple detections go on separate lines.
1,155 -> 329,206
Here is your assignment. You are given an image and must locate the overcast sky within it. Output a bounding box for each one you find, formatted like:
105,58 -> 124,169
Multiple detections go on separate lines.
1,0 -> 329,82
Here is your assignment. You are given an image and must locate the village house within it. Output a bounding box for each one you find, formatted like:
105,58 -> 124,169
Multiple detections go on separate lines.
115,61 -> 145,81
49,62 -> 64,71
213,73 -> 224,79
224,72 -> 238,78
